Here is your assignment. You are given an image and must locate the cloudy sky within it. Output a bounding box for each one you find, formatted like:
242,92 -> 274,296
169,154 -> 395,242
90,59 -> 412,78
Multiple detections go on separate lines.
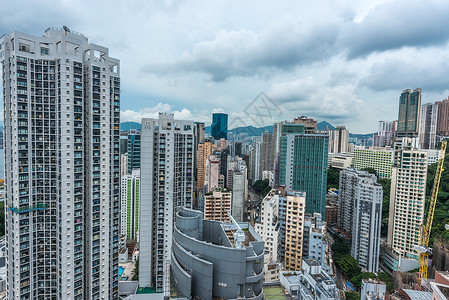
2,0 -> 449,133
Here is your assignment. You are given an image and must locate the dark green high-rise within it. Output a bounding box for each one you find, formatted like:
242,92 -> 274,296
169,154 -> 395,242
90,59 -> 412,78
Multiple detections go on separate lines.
397,88 -> 421,137
279,123 -> 328,216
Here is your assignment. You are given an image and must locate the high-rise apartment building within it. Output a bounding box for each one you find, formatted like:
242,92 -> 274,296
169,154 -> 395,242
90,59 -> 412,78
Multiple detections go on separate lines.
279,123 -> 328,216
203,190 -> 231,222
211,113 -> 228,140
139,113 -> 194,295
284,192 -> 306,270
127,129 -> 141,173
261,131 -> 275,172
436,98 -> 449,136
328,126 -> 349,153
231,170 -> 245,222
387,138 -> 427,259
254,189 -> 281,282
348,171 -> 383,273
1,27 -> 120,299
121,169 -> 140,240
303,213 -> 326,266
120,153 -> 128,177
193,122 -> 205,192
352,147 -> 394,179
374,121 -> 397,147
398,89 -> 422,137
196,140 -> 214,193
248,142 -> 261,184
418,102 -> 438,149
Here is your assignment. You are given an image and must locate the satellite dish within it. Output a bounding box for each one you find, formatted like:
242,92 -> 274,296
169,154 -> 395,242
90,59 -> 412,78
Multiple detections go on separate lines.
63,26 -> 70,33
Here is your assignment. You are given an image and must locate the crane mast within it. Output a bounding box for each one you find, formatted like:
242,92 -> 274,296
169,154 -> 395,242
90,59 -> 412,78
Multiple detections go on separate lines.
417,141 -> 447,281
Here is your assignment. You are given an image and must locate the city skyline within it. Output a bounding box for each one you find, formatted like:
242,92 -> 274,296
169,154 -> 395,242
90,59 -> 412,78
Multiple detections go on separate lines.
2,0 -> 449,133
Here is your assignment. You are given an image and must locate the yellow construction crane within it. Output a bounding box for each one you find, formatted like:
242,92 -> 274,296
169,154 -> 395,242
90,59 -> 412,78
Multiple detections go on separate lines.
415,141 -> 447,282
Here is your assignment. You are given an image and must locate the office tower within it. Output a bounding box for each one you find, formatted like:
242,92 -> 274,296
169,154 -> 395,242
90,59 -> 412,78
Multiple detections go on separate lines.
139,113 -> 194,295
127,129 -> 141,173
347,170 -> 383,273
436,98 -> 449,136
254,189 -> 281,282
171,208 -> 264,299
120,153 -> 128,178
121,169 -> 140,240
397,88 -> 422,137
328,126 -> 349,153
1,27 -> 120,299
279,123 -> 328,216
303,213 -> 326,266
261,131 -> 275,172
231,171 -> 245,222
211,113 -> 228,140
203,190 -> 232,222
374,120 -> 397,147
196,140 -> 214,193
284,192 -> 306,270
352,147 -> 394,178
419,102 -> 438,149
387,138 -> 427,259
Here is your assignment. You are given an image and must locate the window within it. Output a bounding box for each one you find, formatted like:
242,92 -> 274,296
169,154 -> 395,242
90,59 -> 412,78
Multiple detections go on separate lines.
40,47 -> 49,55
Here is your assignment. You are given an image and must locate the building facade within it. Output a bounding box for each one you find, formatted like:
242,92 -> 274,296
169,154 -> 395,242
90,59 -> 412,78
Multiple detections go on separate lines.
329,126 -> 349,153
387,138 -> 427,259
279,124 -> 328,216
121,169 -> 140,240
171,208 -> 264,300
1,27 -> 120,299
418,102 -> 438,149
127,129 -> 141,173
139,114 -> 194,295
374,120 -> 397,147
352,147 -> 394,179
303,213 -> 326,266
397,89 -> 422,137
284,192 -> 306,271
203,190 -> 232,222
211,113 -> 228,140
197,141 -> 214,193
436,98 -> 449,137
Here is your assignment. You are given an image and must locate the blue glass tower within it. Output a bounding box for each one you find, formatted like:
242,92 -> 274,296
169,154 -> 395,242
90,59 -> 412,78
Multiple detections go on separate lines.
211,113 -> 228,140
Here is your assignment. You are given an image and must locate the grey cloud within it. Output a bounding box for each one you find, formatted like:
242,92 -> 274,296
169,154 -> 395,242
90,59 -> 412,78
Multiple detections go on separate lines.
360,55 -> 449,92
143,19 -> 342,81
339,0 -> 449,59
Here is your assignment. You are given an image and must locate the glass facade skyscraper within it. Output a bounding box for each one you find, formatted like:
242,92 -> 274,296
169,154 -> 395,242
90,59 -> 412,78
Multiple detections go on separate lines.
211,113 -> 228,140
398,88 -> 421,137
279,124 -> 328,217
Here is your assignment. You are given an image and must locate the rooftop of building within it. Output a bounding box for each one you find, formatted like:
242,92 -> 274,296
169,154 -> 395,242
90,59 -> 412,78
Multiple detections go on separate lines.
362,278 -> 386,285
401,289 -> 433,300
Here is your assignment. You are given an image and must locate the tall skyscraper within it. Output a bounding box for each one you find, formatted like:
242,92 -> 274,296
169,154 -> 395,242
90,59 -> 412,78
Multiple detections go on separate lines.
1,27 -> 120,299
338,169 -> 383,273
418,102 -> 438,149
261,131 -> 275,172
436,97 -> 449,137
211,113 -> 228,140
127,129 -> 141,173
302,213 -> 326,266
278,123 -> 329,216
203,190 -> 232,222
387,138 -> 427,260
139,113 -> 194,295
397,89 -> 422,137
121,169 -> 140,240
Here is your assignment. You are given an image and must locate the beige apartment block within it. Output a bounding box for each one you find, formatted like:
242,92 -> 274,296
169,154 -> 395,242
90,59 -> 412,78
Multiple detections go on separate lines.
284,192 -> 306,271
197,141 -> 214,192
204,190 -> 232,222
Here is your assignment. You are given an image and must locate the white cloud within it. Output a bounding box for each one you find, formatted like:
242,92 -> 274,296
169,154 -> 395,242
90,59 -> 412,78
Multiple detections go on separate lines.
120,103 -> 210,123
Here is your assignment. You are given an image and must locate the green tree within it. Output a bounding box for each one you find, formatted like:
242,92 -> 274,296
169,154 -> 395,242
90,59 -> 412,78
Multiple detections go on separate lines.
350,272 -> 377,291
327,167 -> 341,190
378,178 -> 391,238
345,291 -> 360,300
336,254 -> 361,279
132,258 -> 139,281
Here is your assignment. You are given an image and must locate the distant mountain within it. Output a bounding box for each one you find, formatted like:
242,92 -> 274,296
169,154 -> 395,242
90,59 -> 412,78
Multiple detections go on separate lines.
205,125 -> 273,137
349,133 -> 373,139
317,121 -> 335,130
120,122 -> 141,131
